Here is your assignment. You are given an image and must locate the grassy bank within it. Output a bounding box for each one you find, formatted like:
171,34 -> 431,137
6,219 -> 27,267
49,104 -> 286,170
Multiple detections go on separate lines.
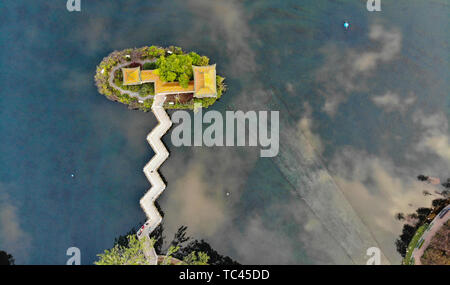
403,223 -> 429,265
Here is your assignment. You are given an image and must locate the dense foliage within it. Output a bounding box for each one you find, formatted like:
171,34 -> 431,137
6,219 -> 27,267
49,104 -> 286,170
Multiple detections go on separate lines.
0,251 -> 14,265
156,55 -> 193,88
108,213 -> 238,265
95,232 -> 211,265
155,52 -> 209,88
95,235 -> 153,265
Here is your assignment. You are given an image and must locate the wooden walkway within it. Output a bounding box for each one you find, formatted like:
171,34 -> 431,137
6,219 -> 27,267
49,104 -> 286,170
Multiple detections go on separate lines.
137,95 -> 172,264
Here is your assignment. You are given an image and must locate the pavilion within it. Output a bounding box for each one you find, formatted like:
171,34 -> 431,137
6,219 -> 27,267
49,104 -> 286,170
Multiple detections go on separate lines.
121,64 -> 217,98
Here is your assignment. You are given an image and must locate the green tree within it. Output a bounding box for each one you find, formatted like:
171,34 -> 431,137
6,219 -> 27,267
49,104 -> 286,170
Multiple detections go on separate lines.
156,54 -> 194,88
146,46 -> 165,58
183,251 -> 210,265
396,224 -> 417,257
141,98 -> 154,111
0,251 -> 14,265
95,233 -> 211,265
99,218 -> 238,265
189,52 -> 210,66
160,245 -> 181,265
143,62 -> 157,70
95,235 -> 155,265
168,46 -> 183,55
139,83 -> 155,97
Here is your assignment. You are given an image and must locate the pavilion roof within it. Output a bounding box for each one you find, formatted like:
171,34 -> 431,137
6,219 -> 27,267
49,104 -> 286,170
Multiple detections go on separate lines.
193,64 -> 217,98
141,70 -> 194,94
121,64 -> 216,97
121,67 -> 141,85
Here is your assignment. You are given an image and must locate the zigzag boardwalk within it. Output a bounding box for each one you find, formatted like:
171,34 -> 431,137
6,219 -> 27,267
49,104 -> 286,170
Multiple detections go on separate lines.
137,95 -> 172,264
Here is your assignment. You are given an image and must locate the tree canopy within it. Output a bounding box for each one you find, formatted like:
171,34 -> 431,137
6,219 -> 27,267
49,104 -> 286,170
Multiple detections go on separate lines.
95,233 -> 210,265
156,54 -> 193,88
156,52 -> 210,88
98,213 -> 238,265
145,45 -> 165,58
95,235 -> 154,265
0,251 -> 15,265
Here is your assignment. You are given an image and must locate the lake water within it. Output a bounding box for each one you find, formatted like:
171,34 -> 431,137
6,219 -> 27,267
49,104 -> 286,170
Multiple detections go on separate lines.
0,0 -> 448,264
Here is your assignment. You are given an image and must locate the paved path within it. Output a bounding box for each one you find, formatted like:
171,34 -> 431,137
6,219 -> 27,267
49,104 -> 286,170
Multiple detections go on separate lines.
108,59 -> 156,101
412,204 -> 450,265
136,95 -> 172,264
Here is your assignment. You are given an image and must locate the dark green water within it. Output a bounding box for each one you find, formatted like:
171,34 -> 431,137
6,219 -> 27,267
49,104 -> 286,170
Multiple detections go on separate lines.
0,0 -> 448,264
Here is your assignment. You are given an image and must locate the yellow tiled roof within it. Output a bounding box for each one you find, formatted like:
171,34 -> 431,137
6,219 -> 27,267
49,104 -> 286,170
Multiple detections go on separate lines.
141,69 -> 194,94
193,64 -> 217,97
121,65 -> 215,96
141,70 -> 159,82
158,81 -> 195,94
122,67 -> 141,85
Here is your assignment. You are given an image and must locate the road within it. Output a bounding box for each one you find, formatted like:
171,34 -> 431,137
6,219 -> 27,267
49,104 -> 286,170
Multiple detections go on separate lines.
412,204 -> 450,265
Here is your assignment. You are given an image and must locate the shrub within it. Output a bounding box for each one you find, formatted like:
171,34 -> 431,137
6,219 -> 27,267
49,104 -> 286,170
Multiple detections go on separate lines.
168,46 -> 183,55
189,52 -> 210,66
216,75 -> 226,96
146,46 -> 165,58
143,62 -> 157,70
139,83 -> 155,97
139,98 -> 155,112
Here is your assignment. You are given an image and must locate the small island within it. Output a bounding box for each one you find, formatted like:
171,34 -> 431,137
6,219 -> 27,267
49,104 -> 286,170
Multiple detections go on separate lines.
95,45 -> 226,111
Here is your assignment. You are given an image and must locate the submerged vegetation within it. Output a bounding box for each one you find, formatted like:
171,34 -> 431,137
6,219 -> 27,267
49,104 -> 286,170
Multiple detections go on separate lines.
94,45 -> 226,111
